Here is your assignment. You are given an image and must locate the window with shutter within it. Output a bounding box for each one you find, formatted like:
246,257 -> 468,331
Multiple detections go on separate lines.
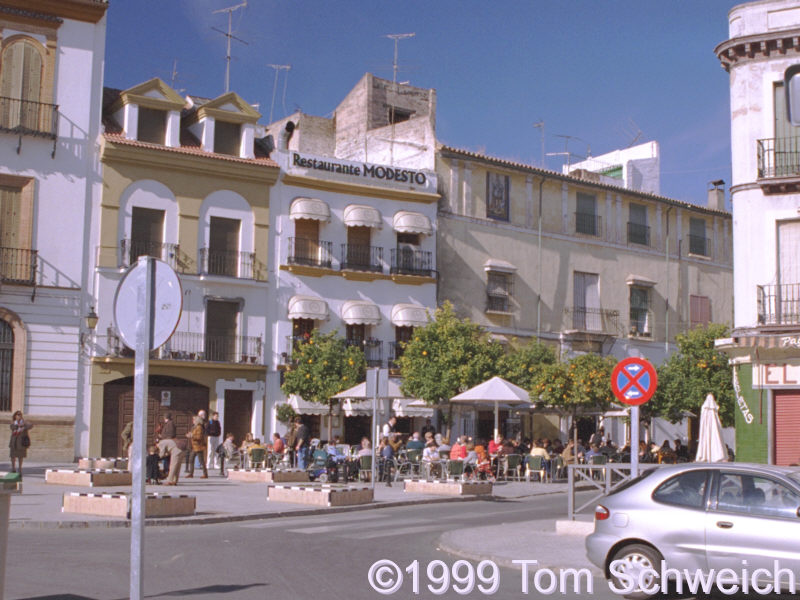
0,39 -> 43,130
690,295 -> 711,328
486,271 -> 512,312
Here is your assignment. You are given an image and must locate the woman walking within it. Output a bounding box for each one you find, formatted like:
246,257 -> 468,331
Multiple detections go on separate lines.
9,410 -> 33,477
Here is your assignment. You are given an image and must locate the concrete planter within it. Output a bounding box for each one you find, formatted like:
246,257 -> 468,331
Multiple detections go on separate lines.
61,492 -> 196,518
403,479 -> 493,496
228,468 -> 309,483
268,484 -> 374,507
46,469 -> 132,487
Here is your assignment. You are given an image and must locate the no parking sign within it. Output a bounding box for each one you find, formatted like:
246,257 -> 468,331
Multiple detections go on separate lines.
611,357 -> 657,406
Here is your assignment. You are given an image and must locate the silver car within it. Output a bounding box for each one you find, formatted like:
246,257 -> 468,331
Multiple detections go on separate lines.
586,463 -> 800,597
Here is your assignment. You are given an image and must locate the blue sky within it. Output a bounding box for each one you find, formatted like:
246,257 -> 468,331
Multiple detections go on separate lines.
105,1 -> 738,207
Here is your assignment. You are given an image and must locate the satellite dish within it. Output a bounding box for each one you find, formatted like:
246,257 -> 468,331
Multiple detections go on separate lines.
113,258 -> 182,351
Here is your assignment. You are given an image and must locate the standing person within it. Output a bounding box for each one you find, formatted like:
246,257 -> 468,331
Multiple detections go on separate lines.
206,411 -> 222,470
9,410 -> 32,476
293,416 -> 310,470
382,416 -> 397,438
186,414 -> 208,479
285,420 -> 297,467
120,420 -> 133,462
420,418 -> 436,438
157,437 -> 185,485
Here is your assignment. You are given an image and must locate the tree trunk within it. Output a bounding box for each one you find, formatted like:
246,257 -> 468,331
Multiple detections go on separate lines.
327,400 -> 334,442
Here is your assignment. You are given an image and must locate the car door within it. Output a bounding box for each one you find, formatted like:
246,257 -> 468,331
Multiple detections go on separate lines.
706,471 -> 800,583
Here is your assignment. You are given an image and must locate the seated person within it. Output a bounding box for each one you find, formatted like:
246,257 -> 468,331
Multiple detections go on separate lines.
463,443 -> 479,477
357,437 -> 372,457
219,432 -> 240,473
378,437 -> 394,485
450,436 -> 467,460
272,432 -> 285,456
388,433 -> 403,454
529,440 -> 549,458
326,440 -> 346,462
406,432 -> 425,451
488,434 -> 503,456
584,444 -> 603,462
422,440 -> 441,477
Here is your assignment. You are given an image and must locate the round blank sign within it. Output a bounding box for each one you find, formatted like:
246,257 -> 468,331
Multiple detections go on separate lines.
113,258 -> 182,351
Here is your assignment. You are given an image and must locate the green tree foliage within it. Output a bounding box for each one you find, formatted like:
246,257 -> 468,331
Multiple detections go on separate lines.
531,354 -> 615,412
398,302 -> 504,409
497,339 -> 557,391
281,331 -> 366,438
652,323 -> 733,427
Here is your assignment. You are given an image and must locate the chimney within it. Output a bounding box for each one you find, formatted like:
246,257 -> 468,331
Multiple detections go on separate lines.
708,179 -> 725,211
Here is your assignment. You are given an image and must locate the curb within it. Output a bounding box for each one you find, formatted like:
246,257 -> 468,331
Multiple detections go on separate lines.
10,492 -> 485,529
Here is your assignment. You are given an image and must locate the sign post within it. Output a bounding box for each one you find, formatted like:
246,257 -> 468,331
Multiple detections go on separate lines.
611,357 -> 658,478
113,257 -> 182,600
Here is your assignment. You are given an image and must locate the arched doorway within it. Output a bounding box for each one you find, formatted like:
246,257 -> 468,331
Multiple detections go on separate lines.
102,375 -> 209,457
0,320 -> 12,412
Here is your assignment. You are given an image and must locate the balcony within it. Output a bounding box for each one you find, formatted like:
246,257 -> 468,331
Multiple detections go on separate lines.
390,248 -> 434,277
757,283 -> 800,326
340,244 -> 383,273
0,97 -> 58,139
687,234 -> 708,257
102,330 -> 263,364
0,247 -> 37,284
120,239 -> 180,270
346,338 -> 383,367
575,212 -> 602,237
199,248 -> 263,280
757,137 -> 800,193
287,237 -> 333,269
564,307 -> 620,334
387,341 -> 405,370
627,222 -> 650,247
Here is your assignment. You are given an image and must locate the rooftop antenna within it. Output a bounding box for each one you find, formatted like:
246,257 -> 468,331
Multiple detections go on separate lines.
170,59 -> 179,89
212,1 -> 248,93
385,33 -> 415,84
267,64 -> 291,123
533,121 -> 545,168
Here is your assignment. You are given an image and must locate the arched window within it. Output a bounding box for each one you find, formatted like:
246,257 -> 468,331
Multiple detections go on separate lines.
0,320 -> 13,412
0,38 -> 44,130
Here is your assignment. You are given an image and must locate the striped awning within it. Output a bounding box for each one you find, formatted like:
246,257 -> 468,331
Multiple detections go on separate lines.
392,210 -> 432,235
343,204 -> 382,228
290,197 -> 330,221
288,295 -> 329,320
289,394 -> 330,416
341,300 -> 381,325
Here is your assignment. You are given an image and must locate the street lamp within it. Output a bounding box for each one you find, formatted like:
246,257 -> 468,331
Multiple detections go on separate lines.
80,306 -> 99,353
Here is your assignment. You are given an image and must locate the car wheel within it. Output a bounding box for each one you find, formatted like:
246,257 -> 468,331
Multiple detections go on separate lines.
317,473 -> 328,483
609,543 -> 662,599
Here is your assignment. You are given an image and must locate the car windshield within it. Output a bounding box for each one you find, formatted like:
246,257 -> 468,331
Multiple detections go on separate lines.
606,468 -> 656,497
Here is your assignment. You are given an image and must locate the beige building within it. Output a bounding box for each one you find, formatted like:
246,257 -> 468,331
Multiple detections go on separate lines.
84,78 -> 278,457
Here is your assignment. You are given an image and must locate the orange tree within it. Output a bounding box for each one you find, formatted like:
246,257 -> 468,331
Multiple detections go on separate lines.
398,302 -> 504,434
281,330 -> 366,440
497,339 -> 557,390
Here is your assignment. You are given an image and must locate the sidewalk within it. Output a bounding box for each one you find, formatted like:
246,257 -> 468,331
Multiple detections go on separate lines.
3,462 -> 571,529
438,518 -> 600,576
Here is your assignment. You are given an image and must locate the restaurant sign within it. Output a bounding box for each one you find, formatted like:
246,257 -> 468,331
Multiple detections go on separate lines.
753,362 -> 800,388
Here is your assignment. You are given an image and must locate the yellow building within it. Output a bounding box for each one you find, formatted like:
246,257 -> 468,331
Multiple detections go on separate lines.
84,78 -> 278,457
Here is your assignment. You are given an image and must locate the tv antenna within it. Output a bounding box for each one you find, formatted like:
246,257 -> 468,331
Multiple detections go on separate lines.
267,64 -> 291,123
212,1 -> 248,93
533,121 -> 545,168
385,33 -> 415,84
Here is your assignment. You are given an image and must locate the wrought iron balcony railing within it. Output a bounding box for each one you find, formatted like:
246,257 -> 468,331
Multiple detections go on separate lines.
0,97 -> 58,139
0,247 -> 37,284
199,248 -> 262,280
340,244 -> 383,272
564,306 -> 620,334
627,222 -> 650,247
757,137 -> 800,179
120,239 -> 179,270
757,283 -> 800,326
390,248 -> 434,277
103,330 -> 263,364
345,338 -> 384,367
486,294 -> 510,313
388,341 -> 406,369
287,237 -> 333,268
575,212 -> 602,237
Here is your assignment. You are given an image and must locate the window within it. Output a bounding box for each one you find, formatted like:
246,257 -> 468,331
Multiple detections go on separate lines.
576,193 -> 599,236
343,225 -> 380,272
0,177 -> 34,283
388,106 -> 412,124
773,82 -> 800,178
0,320 -> 12,412
0,38 -> 43,132
688,217 -> 708,256
137,107 -> 167,144
690,295 -> 711,328
205,300 -> 239,362
486,172 -> 509,221
629,286 -> 651,336
628,203 -> 649,246
653,470 -> 709,509
207,216 -> 240,277
573,271 -> 600,330
129,207 -> 165,264
214,120 -> 241,156
715,473 -> 800,519
486,271 -> 512,313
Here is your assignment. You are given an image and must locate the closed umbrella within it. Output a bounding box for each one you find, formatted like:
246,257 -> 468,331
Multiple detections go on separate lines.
695,393 -> 728,462
450,376 -> 532,440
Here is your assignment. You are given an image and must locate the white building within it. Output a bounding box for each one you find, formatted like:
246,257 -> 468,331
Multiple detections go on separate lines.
564,141 -> 661,195
716,0 -> 800,465
0,0 -> 108,460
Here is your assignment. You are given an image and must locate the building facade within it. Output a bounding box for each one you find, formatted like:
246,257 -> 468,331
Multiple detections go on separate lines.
85,78 -> 278,457
0,0 -> 107,460
716,0 -> 800,465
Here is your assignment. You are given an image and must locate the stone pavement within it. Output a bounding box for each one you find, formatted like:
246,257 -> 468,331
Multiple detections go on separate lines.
3,462 -> 574,529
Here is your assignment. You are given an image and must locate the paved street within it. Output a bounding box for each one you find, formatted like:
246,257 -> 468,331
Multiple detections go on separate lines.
5,492 -> 618,600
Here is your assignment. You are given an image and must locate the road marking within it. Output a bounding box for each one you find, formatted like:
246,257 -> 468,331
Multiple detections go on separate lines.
338,523 -> 447,539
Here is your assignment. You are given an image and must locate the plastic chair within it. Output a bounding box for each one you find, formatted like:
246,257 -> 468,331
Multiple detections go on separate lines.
446,460 -> 465,481
359,455 -> 372,482
525,455 -> 546,482
550,456 -> 565,481
503,454 -> 523,481
406,449 -> 423,476
312,449 -> 328,468
249,447 -> 267,469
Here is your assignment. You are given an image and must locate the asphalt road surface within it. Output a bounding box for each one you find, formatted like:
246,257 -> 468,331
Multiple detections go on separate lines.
5,492 -> 622,600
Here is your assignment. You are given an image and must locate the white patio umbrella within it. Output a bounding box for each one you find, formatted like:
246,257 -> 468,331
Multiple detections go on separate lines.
696,393 -> 728,462
450,376 -> 532,440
